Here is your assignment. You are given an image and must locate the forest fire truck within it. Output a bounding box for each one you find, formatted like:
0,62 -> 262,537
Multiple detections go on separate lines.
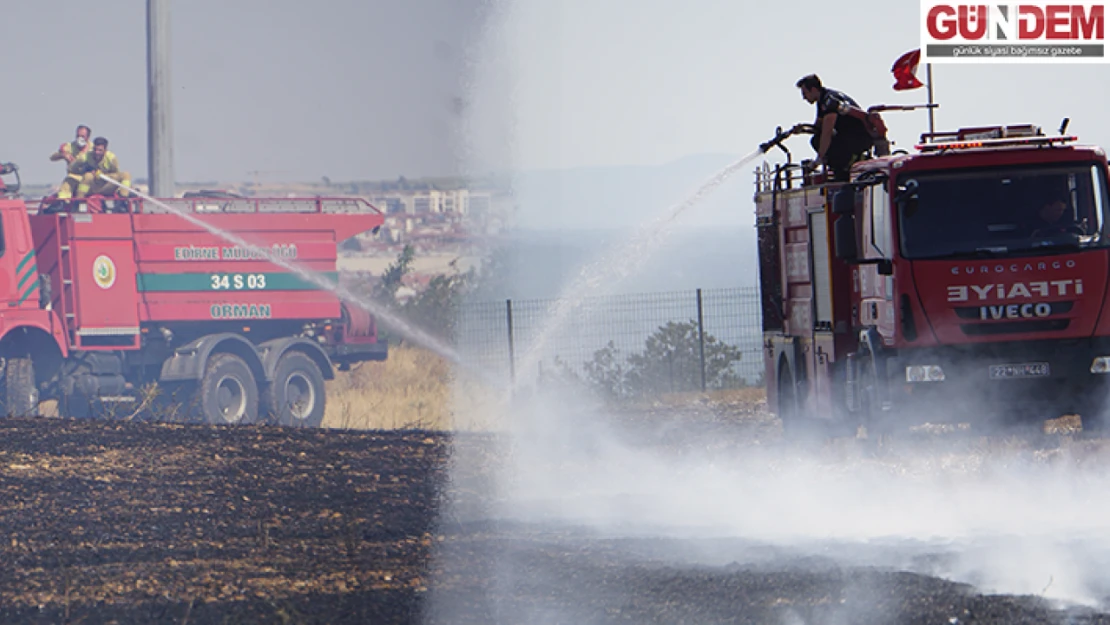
755,119 -> 1110,437
0,163 -> 387,426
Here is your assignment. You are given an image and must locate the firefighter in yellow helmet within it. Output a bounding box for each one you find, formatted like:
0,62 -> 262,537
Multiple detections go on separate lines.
51,124 -> 92,200
74,137 -> 132,198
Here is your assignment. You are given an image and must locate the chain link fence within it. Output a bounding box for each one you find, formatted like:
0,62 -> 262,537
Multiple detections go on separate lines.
455,287 -> 763,398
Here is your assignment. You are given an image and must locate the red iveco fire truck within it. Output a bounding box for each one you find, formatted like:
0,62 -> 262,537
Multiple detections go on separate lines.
755,119 -> 1110,437
0,163 -> 386,426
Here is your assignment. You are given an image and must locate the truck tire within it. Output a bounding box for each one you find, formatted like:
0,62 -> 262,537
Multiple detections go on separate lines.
857,354 -> 897,440
777,361 -> 826,441
854,355 -> 881,436
198,353 -> 258,425
4,357 -> 37,417
777,362 -> 803,437
779,360 -> 855,442
262,351 -> 327,428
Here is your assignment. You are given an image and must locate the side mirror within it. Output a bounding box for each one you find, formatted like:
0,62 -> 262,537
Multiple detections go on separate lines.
834,214 -> 858,260
832,186 -> 856,215
893,179 -> 919,204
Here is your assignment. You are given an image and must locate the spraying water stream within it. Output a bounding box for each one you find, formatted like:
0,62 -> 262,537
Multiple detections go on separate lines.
510,147 -> 765,389
96,177 -> 497,385
104,140 -> 761,399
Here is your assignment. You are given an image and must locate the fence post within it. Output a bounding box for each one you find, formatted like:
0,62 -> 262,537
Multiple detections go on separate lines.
506,298 -> 516,385
697,288 -> 707,392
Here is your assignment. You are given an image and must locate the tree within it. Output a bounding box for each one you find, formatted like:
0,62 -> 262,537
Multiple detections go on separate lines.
625,320 -> 742,394
402,265 -> 468,343
581,341 -> 630,401
373,244 -> 415,303
361,245 -> 502,347
577,321 -> 743,400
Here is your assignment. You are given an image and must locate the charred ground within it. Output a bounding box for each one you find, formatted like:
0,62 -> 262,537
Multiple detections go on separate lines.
0,409 -> 1107,624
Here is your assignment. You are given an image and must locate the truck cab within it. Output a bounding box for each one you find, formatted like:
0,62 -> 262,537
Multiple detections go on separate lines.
757,123 -> 1110,436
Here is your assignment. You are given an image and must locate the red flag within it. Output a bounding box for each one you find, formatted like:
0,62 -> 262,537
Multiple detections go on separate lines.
891,49 -> 924,91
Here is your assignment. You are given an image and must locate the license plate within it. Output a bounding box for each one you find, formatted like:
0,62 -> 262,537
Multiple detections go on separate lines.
989,362 -> 1050,379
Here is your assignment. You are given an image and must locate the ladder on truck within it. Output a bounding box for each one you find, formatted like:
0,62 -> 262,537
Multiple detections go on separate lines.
52,213 -> 140,351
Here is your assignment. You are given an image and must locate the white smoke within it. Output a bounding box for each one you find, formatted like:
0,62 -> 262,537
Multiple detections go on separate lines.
487,381 -> 1110,610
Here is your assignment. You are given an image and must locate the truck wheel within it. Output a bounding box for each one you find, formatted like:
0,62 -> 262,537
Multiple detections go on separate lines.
198,353 -> 258,425
778,361 -> 825,441
4,356 -> 38,417
779,361 -> 855,442
777,362 -> 803,437
263,352 -> 326,428
857,355 -> 897,441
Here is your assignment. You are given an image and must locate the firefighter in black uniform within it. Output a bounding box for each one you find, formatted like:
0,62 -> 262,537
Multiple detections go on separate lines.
795,74 -> 876,181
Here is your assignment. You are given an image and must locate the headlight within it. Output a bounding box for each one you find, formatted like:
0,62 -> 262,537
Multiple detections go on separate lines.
1091,357 -> 1110,374
906,365 -> 945,383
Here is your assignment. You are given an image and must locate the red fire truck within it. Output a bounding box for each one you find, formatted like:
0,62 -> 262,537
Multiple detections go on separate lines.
0,164 -> 386,426
755,120 -> 1110,437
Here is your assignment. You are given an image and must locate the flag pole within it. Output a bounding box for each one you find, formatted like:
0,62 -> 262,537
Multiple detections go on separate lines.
926,62 -> 935,135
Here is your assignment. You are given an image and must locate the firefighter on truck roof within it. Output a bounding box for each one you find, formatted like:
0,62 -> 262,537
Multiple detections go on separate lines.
795,73 -> 877,181
50,124 -> 92,200
72,137 -> 132,199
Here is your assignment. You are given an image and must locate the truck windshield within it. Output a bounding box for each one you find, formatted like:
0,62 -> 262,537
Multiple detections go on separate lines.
896,163 -> 1110,260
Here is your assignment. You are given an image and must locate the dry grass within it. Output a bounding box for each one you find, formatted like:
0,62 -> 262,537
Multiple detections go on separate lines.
321,344 -> 510,431
323,344 -> 455,430
654,386 -> 767,406
320,347 -> 771,432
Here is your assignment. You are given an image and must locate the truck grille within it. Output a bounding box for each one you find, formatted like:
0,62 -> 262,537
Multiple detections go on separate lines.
953,301 -> 1074,335
952,301 -> 1074,320
960,319 -> 1070,335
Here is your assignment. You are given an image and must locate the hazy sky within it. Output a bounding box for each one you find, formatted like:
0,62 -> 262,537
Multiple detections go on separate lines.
8,1 -> 1110,194
5,0 -> 488,186
464,0 -> 1110,173
453,0 -> 1110,233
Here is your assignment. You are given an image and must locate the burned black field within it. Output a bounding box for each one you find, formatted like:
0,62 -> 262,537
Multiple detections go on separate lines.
0,415 -> 1109,624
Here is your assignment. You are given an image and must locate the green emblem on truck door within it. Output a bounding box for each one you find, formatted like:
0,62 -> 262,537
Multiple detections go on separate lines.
93,255 -> 116,289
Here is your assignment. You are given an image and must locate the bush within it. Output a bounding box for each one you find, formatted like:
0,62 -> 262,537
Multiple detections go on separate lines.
363,244 -> 501,346
573,321 -> 744,401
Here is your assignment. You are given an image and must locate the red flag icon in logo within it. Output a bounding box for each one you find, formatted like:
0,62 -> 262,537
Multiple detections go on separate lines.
892,49 -> 924,91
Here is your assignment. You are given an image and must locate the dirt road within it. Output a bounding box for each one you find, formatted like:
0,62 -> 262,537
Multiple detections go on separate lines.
0,414 -> 1108,624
